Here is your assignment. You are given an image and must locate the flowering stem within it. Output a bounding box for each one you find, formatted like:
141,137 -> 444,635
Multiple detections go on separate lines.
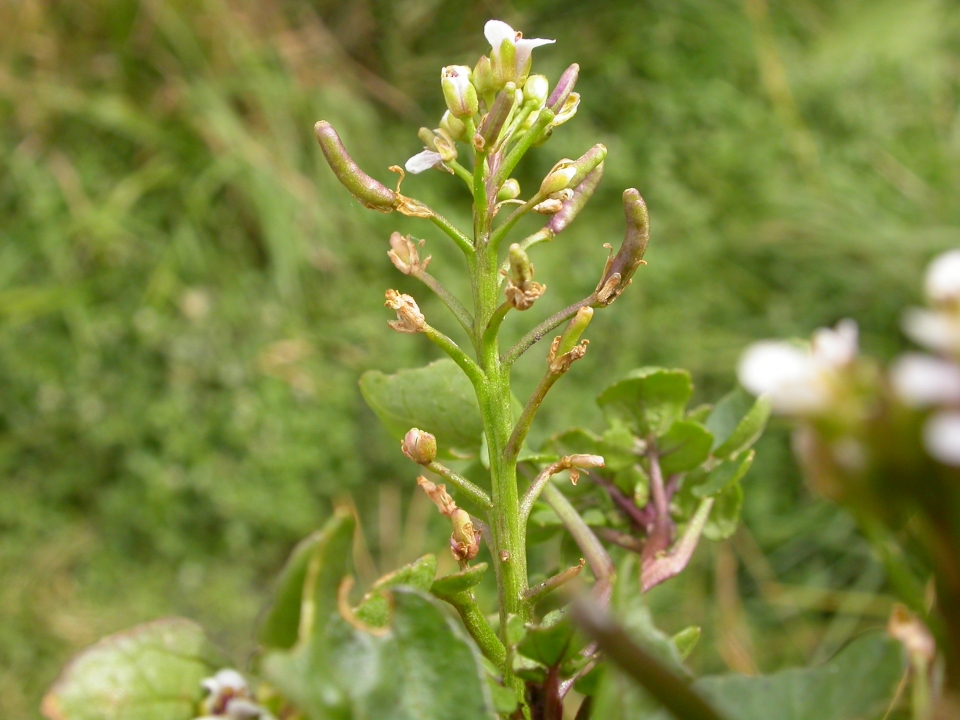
507,372 -> 561,459
445,159 -> 474,189
425,461 -> 493,510
490,192 -> 545,252
422,325 -> 484,388
415,270 -> 474,335
496,108 -> 556,186
428,213 -> 474,255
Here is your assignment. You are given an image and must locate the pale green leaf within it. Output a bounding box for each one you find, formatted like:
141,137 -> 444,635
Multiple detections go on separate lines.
706,388 -> 770,459
597,368 -> 693,437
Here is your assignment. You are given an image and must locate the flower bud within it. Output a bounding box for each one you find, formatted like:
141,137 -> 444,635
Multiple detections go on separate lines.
402,428 -> 437,464
478,84 -> 516,148
523,74 -> 549,106
450,508 -> 480,562
595,189 -> 649,306
533,198 -> 564,214
473,55 -> 496,102
314,121 -> 398,213
552,92 -> 580,127
441,65 -> 479,118
492,36 -> 518,87
539,160 -> 578,196
384,289 -> 426,333
498,178 -> 521,202
387,232 -> 430,275
547,63 -> 579,112
440,110 -> 467,141
547,162 -> 604,235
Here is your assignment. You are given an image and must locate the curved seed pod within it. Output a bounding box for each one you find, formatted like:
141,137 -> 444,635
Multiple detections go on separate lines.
314,121 -> 398,213
547,63 -> 579,112
547,161 -> 604,235
595,189 -> 649,306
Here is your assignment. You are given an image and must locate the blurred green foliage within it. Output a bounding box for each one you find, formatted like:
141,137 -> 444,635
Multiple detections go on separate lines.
1,0 -> 957,716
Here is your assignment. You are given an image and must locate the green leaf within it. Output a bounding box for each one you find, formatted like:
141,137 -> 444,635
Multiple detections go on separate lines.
263,589 -> 497,720
692,632 -> 904,720
597,368 -> 693,437
600,426 -> 640,471
430,562 -> 488,598
359,359 -> 484,458
42,618 -> 225,720
355,555 -> 437,627
657,421 -> 713,475
706,388 -> 770,458
517,610 -> 581,668
703,478 -> 744,541
692,450 -> 754,498
257,510 -> 355,649
548,427 -> 603,456
671,627 -> 701,660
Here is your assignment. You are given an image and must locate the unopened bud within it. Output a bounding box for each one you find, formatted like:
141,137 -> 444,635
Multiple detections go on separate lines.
552,92 -> 580,127
441,65 -> 479,118
540,160 -> 577,195
384,289 -> 426,333
533,198 -> 564,214
557,307 -> 594,356
440,110 -> 467,142
402,428 -> 437,464
314,121 -> 398,213
479,84 -> 516,147
547,64 -> 579,112
387,232 -> 430,275
450,508 -> 481,563
547,162 -> 603,235
498,179 -> 521,202
473,55 -> 496,101
596,189 -> 649,306
523,74 -> 549,106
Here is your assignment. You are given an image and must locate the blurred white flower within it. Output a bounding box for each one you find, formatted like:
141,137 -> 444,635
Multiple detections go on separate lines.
404,149 -> 443,174
890,353 -> 960,408
484,20 -> 554,81
902,307 -> 960,355
923,411 -> 960,466
925,249 -> 960,307
202,669 -> 248,698
738,320 -> 858,415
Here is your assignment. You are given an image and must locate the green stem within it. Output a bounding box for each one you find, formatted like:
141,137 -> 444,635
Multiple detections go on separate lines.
523,559 -> 585,605
502,295 -> 595,366
507,371 -> 561,459
423,324 -> 484,389
428,213 -> 474,255
426,461 -> 493,510
497,228 -> 555,285
490,192 -> 545,253
440,590 -> 506,667
496,108 -> 556,187
482,301 -> 512,348
415,270 -> 474,336
446,159 -> 474,190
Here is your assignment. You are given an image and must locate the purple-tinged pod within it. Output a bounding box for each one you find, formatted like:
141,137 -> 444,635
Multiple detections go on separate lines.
314,121 -> 398,213
478,84 -> 516,148
568,144 -> 606,188
547,63 -> 579,113
547,161 -> 604,235
595,189 -> 650,306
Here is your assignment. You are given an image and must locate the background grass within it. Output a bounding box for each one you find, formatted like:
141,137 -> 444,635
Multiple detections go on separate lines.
1,0 -> 957,716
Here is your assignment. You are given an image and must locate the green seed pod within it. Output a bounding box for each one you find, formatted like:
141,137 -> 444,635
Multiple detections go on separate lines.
547,63 -> 579,112
314,121 -> 397,213
596,189 -> 650,306
557,307 -> 594,356
567,144 -> 607,188
478,83 -> 516,148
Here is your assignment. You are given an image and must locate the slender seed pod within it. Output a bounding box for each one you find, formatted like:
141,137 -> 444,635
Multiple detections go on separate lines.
314,121 -> 397,213
595,189 -> 650,306
567,144 -> 606,188
547,63 -> 579,112
547,161 -> 604,235
478,84 -> 516,148
557,307 -> 594,356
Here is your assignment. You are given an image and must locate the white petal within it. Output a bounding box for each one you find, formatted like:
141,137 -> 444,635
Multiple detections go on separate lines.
891,353 -> 960,408
404,150 -> 443,174
812,319 -> 858,368
737,341 -> 826,415
925,249 -> 960,306
516,37 -> 556,52
484,20 -> 517,51
924,411 -> 960,466
902,308 -> 960,354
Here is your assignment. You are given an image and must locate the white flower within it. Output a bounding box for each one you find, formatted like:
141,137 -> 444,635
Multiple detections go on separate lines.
202,669 -> 248,699
484,20 -> 554,82
890,353 -> 960,408
737,320 -> 858,416
924,411 -> 960,466
925,249 -> 960,307
902,307 -> 960,355
404,149 -> 443,174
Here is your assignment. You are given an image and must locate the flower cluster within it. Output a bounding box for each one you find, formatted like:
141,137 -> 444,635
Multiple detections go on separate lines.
405,21 -> 578,177
196,669 -> 273,720
891,250 -> 960,465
